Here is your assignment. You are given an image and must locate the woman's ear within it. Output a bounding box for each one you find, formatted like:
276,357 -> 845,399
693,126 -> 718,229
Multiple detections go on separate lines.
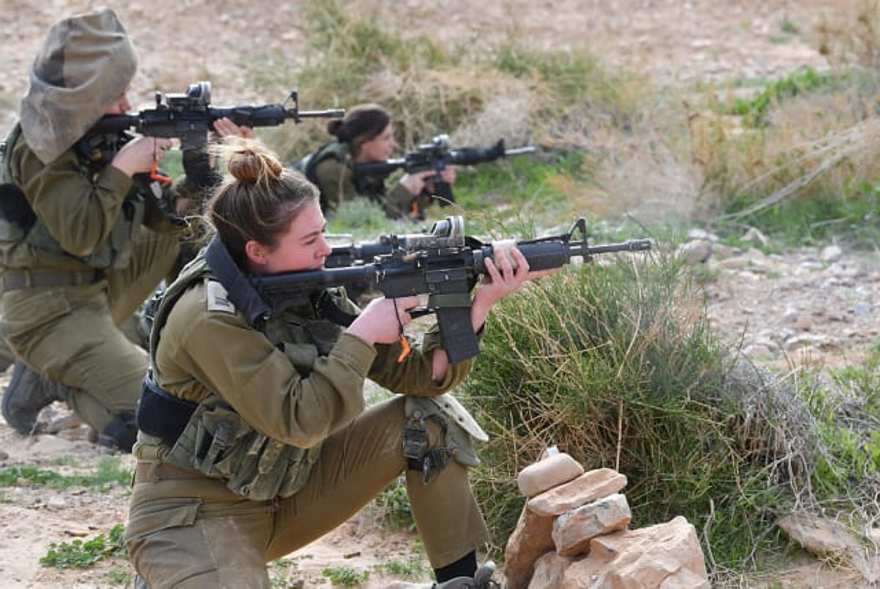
244,240 -> 269,267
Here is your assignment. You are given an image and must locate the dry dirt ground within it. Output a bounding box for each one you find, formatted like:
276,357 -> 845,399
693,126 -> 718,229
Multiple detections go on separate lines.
0,0 -> 870,587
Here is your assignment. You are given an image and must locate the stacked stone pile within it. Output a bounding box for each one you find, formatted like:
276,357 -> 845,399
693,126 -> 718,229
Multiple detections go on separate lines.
504,451 -> 710,589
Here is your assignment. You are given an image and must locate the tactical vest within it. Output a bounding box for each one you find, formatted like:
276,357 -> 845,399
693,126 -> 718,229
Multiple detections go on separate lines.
297,141 -> 387,211
139,250 -> 356,501
0,124 -> 145,270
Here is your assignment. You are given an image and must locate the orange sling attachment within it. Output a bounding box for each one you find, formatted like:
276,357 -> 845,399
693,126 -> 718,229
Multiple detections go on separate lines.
397,336 -> 412,363
150,142 -> 173,184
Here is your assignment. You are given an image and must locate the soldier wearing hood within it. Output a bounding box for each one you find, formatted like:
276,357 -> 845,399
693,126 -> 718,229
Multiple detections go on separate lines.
0,9 -> 187,450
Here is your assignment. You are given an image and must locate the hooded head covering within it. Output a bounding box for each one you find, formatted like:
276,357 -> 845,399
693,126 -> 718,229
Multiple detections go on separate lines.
19,8 -> 137,164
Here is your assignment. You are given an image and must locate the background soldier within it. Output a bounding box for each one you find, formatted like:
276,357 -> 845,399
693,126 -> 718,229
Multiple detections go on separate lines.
297,103 -> 456,219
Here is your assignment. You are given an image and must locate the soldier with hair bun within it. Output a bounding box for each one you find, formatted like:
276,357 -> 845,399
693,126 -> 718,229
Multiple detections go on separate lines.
298,103 -> 457,219
127,138 -> 543,588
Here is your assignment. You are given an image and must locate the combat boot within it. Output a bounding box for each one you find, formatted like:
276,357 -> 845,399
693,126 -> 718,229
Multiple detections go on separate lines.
1,361 -> 71,434
96,411 -> 137,453
432,562 -> 498,589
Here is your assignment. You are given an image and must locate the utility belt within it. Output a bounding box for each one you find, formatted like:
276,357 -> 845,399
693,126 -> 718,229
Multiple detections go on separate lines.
134,461 -> 205,484
136,373 -> 318,501
0,268 -> 104,292
137,373 -> 198,446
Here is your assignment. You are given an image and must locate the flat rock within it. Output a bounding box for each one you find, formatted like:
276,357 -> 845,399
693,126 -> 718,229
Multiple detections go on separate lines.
559,516 -> 709,589
518,453 -> 584,498
777,513 -> 879,582
504,504 -> 556,589
676,240 -> 712,265
553,493 -> 631,557
528,468 -> 627,517
820,245 -> 843,263
527,552 -> 573,589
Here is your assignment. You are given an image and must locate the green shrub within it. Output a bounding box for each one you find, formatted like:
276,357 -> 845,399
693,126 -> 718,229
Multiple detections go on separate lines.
379,556 -> 427,579
373,478 -> 415,530
0,457 -> 131,491
727,67 -> 838,127
718,180 -> 880,247
463,254 -> 821,570
40,524 -> 126,569
321,565 -> 369,586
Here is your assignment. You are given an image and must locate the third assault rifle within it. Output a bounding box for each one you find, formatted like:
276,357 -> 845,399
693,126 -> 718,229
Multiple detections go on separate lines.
353,135 -> 535,206
250,216 -> 652,364
80,82 -> 344,183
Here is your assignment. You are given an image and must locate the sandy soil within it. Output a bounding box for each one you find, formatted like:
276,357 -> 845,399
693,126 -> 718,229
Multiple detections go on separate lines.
0,1 -> 869,587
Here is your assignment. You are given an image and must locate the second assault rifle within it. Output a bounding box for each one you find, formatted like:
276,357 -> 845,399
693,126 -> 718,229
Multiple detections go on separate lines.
251,217 -> 652,364
353,135 -> 535,206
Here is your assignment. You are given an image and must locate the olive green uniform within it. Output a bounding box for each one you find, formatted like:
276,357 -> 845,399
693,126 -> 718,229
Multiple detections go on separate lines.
0,134 -> 180,433
126,245 -> 489,588
309,141 -> 420,218
0,9 -> 183,437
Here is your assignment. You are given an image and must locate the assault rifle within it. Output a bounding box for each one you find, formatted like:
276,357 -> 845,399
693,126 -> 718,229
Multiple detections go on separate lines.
252,217 -> 652,364
89,81 -> 344,149
354,135 -> 535,206
80,82 -> 344,183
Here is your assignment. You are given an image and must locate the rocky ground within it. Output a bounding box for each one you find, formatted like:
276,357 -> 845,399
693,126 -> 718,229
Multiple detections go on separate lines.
0,0 -> 871,587
688,229 -> 880,370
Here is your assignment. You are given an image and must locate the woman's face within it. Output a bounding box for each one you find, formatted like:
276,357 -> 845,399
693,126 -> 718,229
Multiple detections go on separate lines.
245,200 -> 332,274
355,123 -> 396,162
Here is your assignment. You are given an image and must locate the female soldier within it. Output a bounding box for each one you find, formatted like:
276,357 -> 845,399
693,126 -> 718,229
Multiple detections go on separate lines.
127,140 -> 543,588
301,103 -> 456,219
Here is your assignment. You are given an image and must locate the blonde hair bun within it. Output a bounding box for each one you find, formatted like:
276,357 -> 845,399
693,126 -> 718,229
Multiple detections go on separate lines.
225,140 -> 283,184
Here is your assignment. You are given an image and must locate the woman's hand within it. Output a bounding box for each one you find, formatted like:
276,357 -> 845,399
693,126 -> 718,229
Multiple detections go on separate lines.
213,117 -> 255,139
346,295 -> 421,345
438,165 -> 457,185
399,170 -> 435,196
475,247 -> 532,308
112,137 -> 173,177
470,247 -> 557,330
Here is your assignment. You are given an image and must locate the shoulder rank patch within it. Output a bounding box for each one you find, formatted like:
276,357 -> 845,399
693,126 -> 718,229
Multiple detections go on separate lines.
205,280 -> 236,314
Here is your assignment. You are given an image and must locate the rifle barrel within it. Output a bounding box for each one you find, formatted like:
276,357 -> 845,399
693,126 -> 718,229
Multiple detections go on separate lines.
503,146 -> 536,156
297,109 -> 345,119
586,239 -> 653,255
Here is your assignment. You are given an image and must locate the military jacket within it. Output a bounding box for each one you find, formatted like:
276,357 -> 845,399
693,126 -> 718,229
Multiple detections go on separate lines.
309,141 -> 414,218
138,239 -> 473,500
0,126 -> 183,272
